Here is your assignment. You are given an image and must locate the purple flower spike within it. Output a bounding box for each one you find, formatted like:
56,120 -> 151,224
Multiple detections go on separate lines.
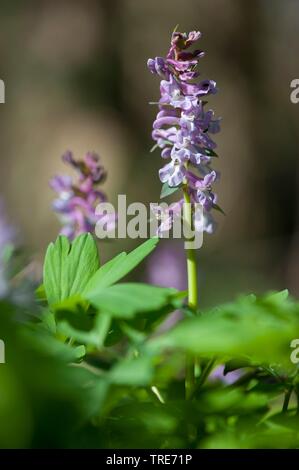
148,29 -> 222,234
50,151 -> 114,240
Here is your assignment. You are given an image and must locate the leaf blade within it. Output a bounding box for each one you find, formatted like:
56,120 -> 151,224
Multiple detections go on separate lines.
43,234 -> 99,306
84,238 -> 159,292
86,282 -> 177,318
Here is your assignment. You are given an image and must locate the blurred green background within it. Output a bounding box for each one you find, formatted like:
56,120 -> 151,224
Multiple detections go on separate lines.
1,0 -> 299,307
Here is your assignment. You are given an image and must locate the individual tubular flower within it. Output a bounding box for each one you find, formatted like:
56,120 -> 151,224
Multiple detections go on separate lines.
50,151 -> 115,240
210,365 -> 243,385
150,200 -> 184,236
148,29 -> 221,234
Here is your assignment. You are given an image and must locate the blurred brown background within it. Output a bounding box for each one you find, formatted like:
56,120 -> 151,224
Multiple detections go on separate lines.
0,0 -> 299,306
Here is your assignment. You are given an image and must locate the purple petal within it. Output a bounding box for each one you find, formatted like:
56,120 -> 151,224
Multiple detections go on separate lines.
153,116 -> 180,129
159,162 -> 174,183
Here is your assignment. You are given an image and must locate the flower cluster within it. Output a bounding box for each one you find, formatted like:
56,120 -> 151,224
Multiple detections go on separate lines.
50,151 -> 115,240
148,30 -> 221,233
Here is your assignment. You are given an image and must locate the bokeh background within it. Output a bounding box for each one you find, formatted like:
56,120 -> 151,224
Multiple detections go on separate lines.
1,0 -> 299,308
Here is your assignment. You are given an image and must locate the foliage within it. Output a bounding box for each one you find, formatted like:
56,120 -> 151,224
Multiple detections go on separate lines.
0,234 -> 299,448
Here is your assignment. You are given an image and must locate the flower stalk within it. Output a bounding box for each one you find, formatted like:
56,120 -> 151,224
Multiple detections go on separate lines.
183,187 -> 198,310
183,186 -> 197,399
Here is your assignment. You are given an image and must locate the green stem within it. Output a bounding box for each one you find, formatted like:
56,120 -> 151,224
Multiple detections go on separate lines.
183,187 -> 198,399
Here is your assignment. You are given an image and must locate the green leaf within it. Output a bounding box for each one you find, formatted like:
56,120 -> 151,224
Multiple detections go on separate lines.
55,299 -> 93,331
204,148 -> 218,157
151,291 -> 299,366
52,295 -> 88,313
264,289 -> 289,304
224,358 -> 250,375
213,203 -> 226,215
58,313 -> 111,348
41,310 -> 57,334
119,323 -> 147,344
86,283 -> 177,318
35,284 -> 47,302
108,356 -> 153,386
83,238 -> 159,292
43,234 -> 99,306
160,182 -> 181,199
23,329 -> 86,362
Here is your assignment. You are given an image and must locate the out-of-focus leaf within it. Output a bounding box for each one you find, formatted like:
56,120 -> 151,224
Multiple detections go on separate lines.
23,329 -> 86,362
196,388 -> 268,414
150,291 -> 299,366
108,356 -> 153,386
85,283 -> 178,318
41,310 -> 57,334
119,323 -> 147,344
35,284 -> 46,302
0,367 -> 32,447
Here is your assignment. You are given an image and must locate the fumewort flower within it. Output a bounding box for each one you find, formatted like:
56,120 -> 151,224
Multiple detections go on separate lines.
50,151 -> 115,240
148,29 -> 221,234
210,365 -> 243,386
